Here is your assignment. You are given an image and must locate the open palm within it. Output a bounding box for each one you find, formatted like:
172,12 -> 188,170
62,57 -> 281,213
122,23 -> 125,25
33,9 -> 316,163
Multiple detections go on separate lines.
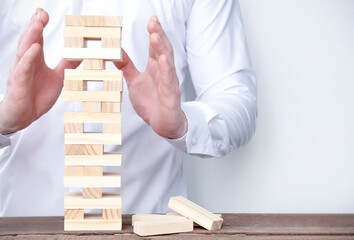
115,17 -> 187,139
0,9 -> 79,134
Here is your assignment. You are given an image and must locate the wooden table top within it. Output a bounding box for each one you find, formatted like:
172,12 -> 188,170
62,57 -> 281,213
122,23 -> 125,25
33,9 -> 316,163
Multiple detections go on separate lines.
1,214 -> 354,239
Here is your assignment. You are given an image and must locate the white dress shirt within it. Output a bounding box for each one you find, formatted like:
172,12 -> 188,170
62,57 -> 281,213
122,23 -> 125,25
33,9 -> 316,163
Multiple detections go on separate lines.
0,0 -> 257,216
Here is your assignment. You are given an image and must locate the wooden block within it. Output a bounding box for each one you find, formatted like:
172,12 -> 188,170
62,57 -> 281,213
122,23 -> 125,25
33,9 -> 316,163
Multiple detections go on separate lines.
64,123 -> 83,134
65,144 -> 103,155
65,133 -> 121,145
102,16 -> 123,27
63,91 -> 121,102
168,196 -> 223,231
65,213 -> 122,231
64,112 -> 121,124
65,166 -> 84,176
83,187 -> 102,199
63,48 -> 122,61
64,69 -> 122,81
133,218 -> 193,237
64,37 -> 84,48
102,209 -> 121,220
64,172 -> 121,188
166,212 -> 223,227
102,38 -> 120,48
63,26 -> 121,39
65,209 -> 84,220
65,192 -> 121,209
65,15 -> 122,27
102,124 -> 121,134
132,214 -> 188,226
104,80 -> 122,91
82,102 -> 102,113
65,15 -> 86,26
102,102 -> 121,113
65,152 -> 122,166
84,15 -> 104,27
64,80 -> 85,91
83,59 -> 105,70
84,166 -> 103,176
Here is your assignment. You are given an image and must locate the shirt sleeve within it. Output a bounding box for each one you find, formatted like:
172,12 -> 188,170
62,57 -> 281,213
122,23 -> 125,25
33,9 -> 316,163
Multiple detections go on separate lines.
167,0 -> 257,158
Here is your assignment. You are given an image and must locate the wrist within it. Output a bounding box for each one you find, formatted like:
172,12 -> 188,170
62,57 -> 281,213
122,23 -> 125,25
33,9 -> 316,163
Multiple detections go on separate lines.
0,101 -> 18,135
168,111 -> 188,139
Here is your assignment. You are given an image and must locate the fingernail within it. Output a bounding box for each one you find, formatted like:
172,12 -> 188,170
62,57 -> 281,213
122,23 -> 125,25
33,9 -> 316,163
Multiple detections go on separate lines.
36,12 -> 41,20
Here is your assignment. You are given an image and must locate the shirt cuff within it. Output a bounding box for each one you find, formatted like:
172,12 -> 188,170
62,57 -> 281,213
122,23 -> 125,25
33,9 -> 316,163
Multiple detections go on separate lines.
164,130 -> 188,152
0,133 -> 13,149
164,101 -> 219,157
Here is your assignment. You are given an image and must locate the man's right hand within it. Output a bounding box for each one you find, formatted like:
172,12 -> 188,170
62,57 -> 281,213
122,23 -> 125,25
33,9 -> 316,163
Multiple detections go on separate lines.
0,8 -> 80,135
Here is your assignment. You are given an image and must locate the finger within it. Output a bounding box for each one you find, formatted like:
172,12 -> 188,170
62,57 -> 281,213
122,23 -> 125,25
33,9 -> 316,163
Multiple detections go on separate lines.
157,54 -> 179,99
54,59 -> 81,80
17,12 -> 36,47
18,8 -> 49,50
149,32 -> 169,59
113,49 -> 139,86
15,43 -> 41,86
16,9 -> 49,64
147,16 -> 173,59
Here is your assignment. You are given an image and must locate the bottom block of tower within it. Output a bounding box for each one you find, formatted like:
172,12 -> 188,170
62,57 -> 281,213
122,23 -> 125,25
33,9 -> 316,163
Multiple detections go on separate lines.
65,213 -> 122,231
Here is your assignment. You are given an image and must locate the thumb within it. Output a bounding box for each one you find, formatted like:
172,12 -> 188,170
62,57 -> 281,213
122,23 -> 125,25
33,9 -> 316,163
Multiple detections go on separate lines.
114,49 -> 139,86
54,59 -> 81,79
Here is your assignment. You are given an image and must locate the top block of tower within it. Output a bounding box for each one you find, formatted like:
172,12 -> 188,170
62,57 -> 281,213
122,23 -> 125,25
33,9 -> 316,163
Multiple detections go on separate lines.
65,15 -> 122,27
63,15 -> 122,61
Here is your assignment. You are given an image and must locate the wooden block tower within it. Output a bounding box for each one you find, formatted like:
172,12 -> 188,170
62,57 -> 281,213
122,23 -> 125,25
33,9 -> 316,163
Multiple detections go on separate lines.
62,15 -> 123,231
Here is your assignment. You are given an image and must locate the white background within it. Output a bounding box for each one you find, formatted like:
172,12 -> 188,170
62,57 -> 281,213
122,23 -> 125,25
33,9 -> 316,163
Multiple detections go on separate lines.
183,0 -> 354,213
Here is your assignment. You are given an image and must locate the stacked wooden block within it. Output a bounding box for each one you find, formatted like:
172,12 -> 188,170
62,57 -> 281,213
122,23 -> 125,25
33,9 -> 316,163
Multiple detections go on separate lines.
62,15 -> 123,231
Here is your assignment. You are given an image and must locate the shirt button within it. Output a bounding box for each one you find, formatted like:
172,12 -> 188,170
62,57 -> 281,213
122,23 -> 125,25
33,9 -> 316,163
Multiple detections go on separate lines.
191,137 -> 197,145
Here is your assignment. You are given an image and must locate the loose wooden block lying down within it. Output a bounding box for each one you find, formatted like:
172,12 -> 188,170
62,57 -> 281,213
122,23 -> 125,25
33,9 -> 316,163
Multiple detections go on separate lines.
133,217 -> 193,237
168,196 -> 223,231
166,212 -> 222,227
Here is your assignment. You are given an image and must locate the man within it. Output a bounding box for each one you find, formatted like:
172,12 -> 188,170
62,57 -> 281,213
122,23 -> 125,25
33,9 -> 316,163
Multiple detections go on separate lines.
0,0 -> 257,216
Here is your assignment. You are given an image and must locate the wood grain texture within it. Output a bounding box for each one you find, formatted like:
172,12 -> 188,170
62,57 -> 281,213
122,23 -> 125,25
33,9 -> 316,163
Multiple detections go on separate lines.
102,102 -> 121,113
65,192 -> 121,209
64,80 -> 85,91
83,59 -> 105,70
102,209 -> 121,220
63,91 -> 121,102
65,15 -> 122,27
64,166 -> 84,176
64,112 -> 121,124
167,212 -> 222,227
65,133 -> 121,145
82,102 -> 102,113
65,152 -> 122,166
64,123 -> 84,134
65,213 -> 122,231
64,172 -> 121,188
64,37 -> 84,48
1,214 -> 354,238
132,214 -> 188,226
133,218 -> 193,237
63,48 -> 122,61
64,209 -> 84,220
102,124 -> 121,134
168,196 -> 223,231
63,26 -> 121,39
103,80 -> 122,92
64,69 -> 122,81
102,38 -> 120,48
83,187 -> 102,199
65,144 -> 103,155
